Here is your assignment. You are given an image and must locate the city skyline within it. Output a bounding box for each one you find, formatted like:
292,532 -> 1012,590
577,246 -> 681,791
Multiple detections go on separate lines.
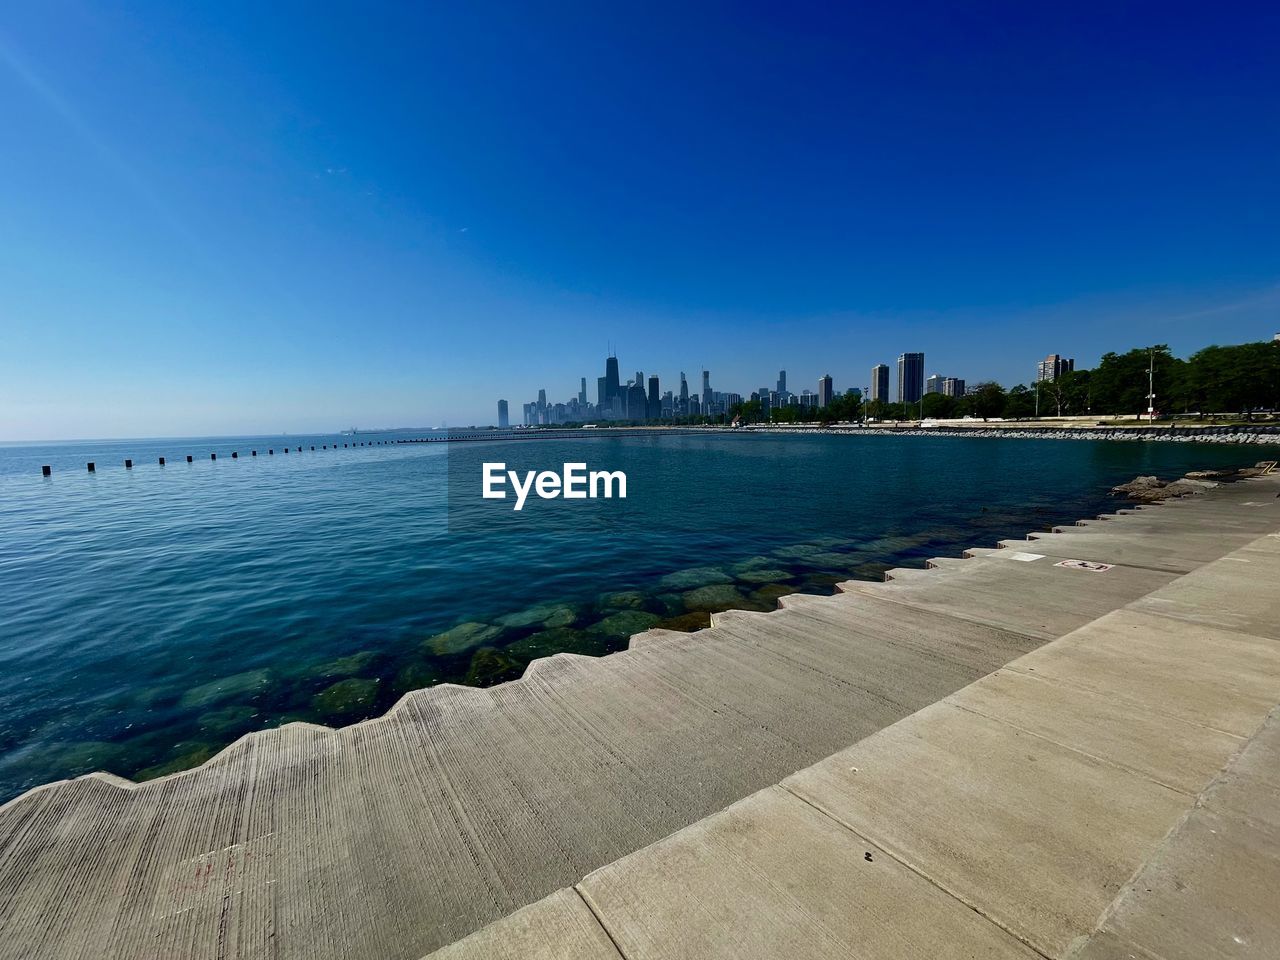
505,343 -> 1100,426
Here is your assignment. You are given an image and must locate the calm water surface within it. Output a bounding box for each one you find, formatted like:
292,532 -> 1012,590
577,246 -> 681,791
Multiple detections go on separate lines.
0,431 -> 1273,801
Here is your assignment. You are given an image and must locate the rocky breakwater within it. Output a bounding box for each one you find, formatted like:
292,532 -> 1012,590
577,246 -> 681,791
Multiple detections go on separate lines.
887,424 -> 1280,443
1110,463 -> 1274,503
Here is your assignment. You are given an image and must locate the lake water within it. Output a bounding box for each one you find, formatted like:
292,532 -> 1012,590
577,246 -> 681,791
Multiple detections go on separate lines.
0,430 -> 1273,802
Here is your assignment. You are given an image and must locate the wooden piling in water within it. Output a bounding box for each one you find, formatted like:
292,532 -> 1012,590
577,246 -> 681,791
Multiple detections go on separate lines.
125,459 -> 133,469
252,450 -> 257,456
158,457 -> 165,466
211,453 -> 217,461
186,456 -> 193,463
41,465 -> 51,477
232,452 -> 238,459
87,462 -> 95,472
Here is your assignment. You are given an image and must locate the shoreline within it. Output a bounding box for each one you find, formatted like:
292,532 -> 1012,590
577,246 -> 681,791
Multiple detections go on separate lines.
739,421 -> 1280,444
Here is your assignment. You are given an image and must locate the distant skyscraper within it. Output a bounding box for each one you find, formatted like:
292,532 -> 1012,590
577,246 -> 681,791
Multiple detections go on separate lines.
817,374 -> 833,408
777,370 -> 786,394
1037,354 -> 1075,382
597,376 -> 608,408
579,378 -> 587,404
536,388 -> 547,423
942,377 -> 965,398
897,353 -> 924,404
605,355 -> 620,402
647,375 -> 660,420
701,370 -> 712,409
926,374 -> 944,395
870,364 -> 889,403
497,399 -> 509,429
679,371 -> 689,414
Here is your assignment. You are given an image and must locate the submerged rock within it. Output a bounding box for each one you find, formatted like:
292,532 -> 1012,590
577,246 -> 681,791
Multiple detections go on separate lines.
506,626 -> 605,661
598,590 -> 647,610
135,741 -> 220,781
312,678 -> 380,719
734,567 -> 795,584
587,610 -> 662,638
393,662 -> 445,695
496,603 -> 578,629
306,650 -> 378,680
653,611 -> 712,632
464,647 -> 522,687
426,621 -> 503,656
196,705 -> 259,737
660,566 -> 733,589
682,583 -> 747,612
730,555 -> 776,574
179,669 -> 272,710
40,740 -> 129,777
750,583 -> 795,607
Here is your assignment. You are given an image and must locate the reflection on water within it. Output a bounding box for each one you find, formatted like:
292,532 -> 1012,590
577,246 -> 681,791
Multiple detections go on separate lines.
0,431 -> 1272,799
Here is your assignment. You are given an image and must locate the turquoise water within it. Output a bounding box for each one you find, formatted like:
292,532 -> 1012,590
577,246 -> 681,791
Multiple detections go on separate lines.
0,431 -> 1272,801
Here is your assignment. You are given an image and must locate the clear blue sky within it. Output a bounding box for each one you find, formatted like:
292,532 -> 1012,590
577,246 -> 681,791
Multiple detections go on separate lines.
2,1 -> 1277,438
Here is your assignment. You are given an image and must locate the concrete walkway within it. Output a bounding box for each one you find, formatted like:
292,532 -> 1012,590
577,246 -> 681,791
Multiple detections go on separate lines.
429,485 -> 1280,960
1,476 -> 1277,959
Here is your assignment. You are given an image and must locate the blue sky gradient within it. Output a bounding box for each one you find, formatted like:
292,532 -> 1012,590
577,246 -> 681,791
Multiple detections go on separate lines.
2,1 -> 1278,438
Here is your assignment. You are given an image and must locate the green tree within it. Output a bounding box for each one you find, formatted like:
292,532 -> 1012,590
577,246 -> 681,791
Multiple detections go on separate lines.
1088,345 -> 1185,417
920,392 -> 958,419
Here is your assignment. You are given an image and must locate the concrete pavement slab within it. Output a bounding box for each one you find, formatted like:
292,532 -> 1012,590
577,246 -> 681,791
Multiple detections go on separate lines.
784,701 -> 1192,958
422,889 -> 620,960
577,785 -> 1039,960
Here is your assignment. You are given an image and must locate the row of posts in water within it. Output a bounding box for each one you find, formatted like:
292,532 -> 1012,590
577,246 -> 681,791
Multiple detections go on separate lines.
39,439 -> 410,476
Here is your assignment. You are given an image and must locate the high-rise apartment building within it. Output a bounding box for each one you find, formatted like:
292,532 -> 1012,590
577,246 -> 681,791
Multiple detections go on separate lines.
777,370 -> 787,394
897,353 -> 924,404
942,377 -> 965,398
647,375 -> 660,420
870,364 -> 890,403
926,374 -> 944,395
497,399 -> 509,429
1037,354 -> 1075,382
817,374 -> 834,408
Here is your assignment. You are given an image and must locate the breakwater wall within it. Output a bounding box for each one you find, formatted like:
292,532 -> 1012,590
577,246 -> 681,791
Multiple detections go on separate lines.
746,423 -> 1280,444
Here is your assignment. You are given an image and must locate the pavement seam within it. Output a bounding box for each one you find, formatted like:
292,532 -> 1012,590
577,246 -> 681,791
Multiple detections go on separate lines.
571,884 -> 630,960
1000,660 -> 1254,742
942,699 -> 1218,798
1060,704 -> 1280,960
778,782 -> 1055,960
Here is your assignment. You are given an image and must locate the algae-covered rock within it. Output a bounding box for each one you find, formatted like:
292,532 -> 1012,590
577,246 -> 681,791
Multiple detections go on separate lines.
734,567 -> 795,584
464,647 -> 522,687
393,661 -> 446,695
426,621 -> 503,656
659,566 -> 733,590
42,740 -> 130,777
653,611 -> 712,632
306,650 -> 378,680
196,705 -> 259,737
682,583 -> 747,612
179,669 -> 272,710
506,626 -> 605,662
598,590 -> 647,610
586,610 -> 662,639
496,604 -> 579,629
772,543 -> 828,561
750,583 -> 795,606
730,555 -> 775,574
312,678 -> 380,719
135,741 -> 220,781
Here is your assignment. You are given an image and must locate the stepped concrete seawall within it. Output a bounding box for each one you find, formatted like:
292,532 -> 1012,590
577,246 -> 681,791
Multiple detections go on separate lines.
1,473 -> 1278,959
